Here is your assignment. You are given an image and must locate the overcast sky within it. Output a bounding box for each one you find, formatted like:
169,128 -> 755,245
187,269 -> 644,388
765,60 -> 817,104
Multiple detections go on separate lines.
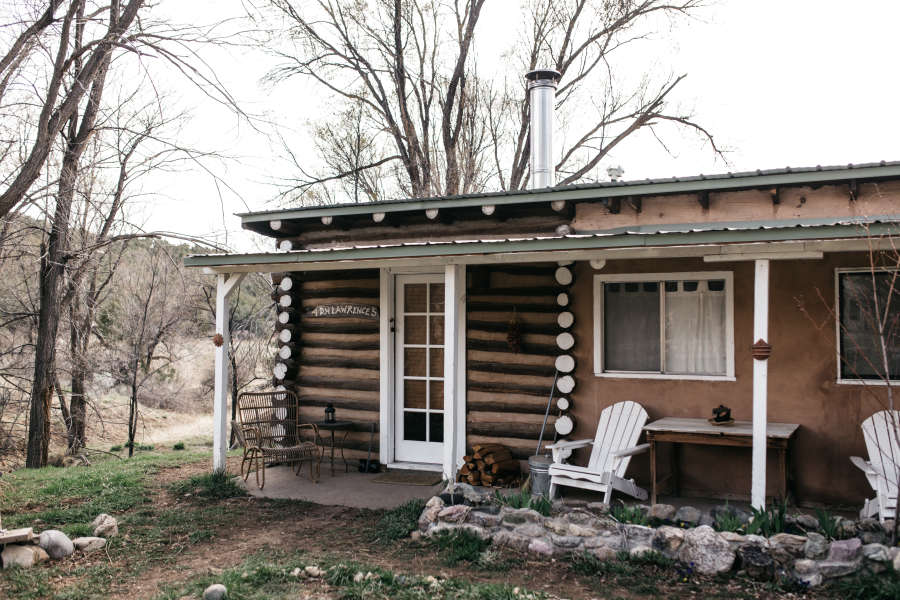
138,0 -> 900,252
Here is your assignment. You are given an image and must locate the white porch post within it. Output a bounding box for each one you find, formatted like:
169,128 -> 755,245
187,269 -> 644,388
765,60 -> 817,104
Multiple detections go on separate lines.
213,272 -> 246,473
751,259 -> 770,509
443,264 -> 466,481
378,268 -> 394,466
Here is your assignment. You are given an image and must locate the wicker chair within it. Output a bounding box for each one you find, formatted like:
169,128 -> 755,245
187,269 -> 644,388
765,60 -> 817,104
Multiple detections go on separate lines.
234,390 -> 321,489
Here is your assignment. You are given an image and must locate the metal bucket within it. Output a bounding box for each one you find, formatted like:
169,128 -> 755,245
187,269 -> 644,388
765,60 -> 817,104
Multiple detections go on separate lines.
528,455 -> 553,499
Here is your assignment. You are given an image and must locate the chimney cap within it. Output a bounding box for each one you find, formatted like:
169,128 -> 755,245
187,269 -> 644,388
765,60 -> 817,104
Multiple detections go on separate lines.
525,69 -> 561,84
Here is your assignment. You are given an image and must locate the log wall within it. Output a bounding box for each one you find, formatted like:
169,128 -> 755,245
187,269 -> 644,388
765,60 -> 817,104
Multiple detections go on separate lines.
272,269 -> 381,460
465,263 -> 576,460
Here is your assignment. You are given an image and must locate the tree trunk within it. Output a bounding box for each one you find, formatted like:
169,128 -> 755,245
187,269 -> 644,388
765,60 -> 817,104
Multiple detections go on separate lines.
128,373 -> 137,458
69,370 -> 87,453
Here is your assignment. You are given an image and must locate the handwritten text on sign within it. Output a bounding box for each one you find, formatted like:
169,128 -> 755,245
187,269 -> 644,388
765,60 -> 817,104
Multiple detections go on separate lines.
305,303 -> 379,320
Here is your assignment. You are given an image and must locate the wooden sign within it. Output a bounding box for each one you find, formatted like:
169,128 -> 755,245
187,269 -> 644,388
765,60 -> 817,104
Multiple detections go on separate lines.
305,303 -> 379,320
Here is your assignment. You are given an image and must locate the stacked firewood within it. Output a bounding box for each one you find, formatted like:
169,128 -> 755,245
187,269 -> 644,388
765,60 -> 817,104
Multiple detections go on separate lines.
457,443 -> 521,487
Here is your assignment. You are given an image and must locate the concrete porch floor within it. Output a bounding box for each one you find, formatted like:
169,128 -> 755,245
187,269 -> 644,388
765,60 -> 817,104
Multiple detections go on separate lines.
239,466 -> 445,509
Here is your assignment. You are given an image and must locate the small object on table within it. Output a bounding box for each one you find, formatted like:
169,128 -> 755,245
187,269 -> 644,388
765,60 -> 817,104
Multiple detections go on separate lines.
708,404 -> 734,426
315,420 -> 354,476
324,403 -> 336,423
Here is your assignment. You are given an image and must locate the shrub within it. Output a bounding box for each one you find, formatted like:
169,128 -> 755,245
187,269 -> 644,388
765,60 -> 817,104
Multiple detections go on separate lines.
745,498 -> 788,537
109,445 -> 122,452
713,510 -> 744,533
610,502 -> 649,526
170,471 -> 246,500
815,507 -> 840,540
172,442 -> 186,451
373,498 -> 426,543
493,489 -> 552,517
429,529 -> 490,566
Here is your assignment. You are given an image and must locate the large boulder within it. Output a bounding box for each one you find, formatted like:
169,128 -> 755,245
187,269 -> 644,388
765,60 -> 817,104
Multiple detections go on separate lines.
437,504 -> 470,523
418,496 -> 444,531
39,530 -> 75,560
676,525 -> 735,575
718,531 -> 747,552
623,524 -> 655,550
91,514 -> 119,538
467,509 -> 501,529
648,504 -> 676,522
499,507 -> 543,526
793,558 -> 822,588
827,537 -> 861,562
527,537 -> 554,556
818,560 -> 861,579
491,530 -> 530,552
768,533 -> 807,565
673,506 -> 702,526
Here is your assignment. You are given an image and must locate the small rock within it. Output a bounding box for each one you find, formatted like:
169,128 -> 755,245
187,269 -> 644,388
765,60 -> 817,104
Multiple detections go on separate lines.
410,531 -> 423,542
583,534 -> 624,551
892,547 -> 900,572
513,523 -> 545,538
550,534 -> 582,549
623,524 -> 655,550
795,513 -> 819,531
2,545 -> 39,568
499,507 -> 542,525
629,545 -> 653,558
443,482 -> 484,504
562,509 -> 601,526
648,504 -> 676,522
744,534 -> 768,547
737,544 -> 774,581
304,565 -> 325,577
827,537 -> 861,562
711,504 -> 750,524
793,558 -> 822,587
542,517 -> 570,536
861,543 -> 891,563
803,532 -> 828,559
437,504 -> 470,523
857,517 -> 881,532
492,530 -> 531,552
290,567 -> 302,577
836,518 -> 857,539
586,502 -> 610,514
38,530 -> 75,560
859,530 -> 886,545
468,510 -> 500,529
72,537 -> 106,553
418,505 -> 442,532
768,533 -> 807,565
34,547 -> 49,563
718,531 -> 746,552
91,513 -> 119,538
818,560 -> 861,579
527,537 -> 554,556
676,525 -> 735,575
202,583 -> 227,600
673,506 -> 701,525
652,526 -> 685,556
567,523 -> 599,537
589,545 -> 617,561
353,571 -> 365,583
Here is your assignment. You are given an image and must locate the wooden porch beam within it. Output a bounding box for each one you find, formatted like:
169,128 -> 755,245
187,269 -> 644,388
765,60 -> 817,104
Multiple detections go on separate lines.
751,259 -> 769,509
213,272 -> 246,473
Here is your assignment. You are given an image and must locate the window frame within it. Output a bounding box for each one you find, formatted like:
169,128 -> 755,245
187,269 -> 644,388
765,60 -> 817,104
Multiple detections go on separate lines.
834,267 -> 900,385
592,271 -> 735,381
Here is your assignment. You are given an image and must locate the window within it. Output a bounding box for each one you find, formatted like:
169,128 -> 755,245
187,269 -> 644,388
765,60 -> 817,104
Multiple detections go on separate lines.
836,269 -> 900,382
593,272 -> 734,380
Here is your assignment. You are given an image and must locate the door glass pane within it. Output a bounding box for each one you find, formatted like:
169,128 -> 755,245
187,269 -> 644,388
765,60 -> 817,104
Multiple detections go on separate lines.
429,283 -> 445,312
429,315 -> 444,345
430,380 -> 444,409
404,412 -> 426,441
429,347 -> 444,378
604,282 -> 660,371
404,348 -> 426,377
404,379 -> 426,408
405,283 -> 427,312
429,413 -> 444,443
404,316 -> 426,344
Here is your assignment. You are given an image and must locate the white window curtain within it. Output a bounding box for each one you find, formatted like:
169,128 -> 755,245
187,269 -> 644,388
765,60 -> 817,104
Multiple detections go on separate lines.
665,281 -> 727,375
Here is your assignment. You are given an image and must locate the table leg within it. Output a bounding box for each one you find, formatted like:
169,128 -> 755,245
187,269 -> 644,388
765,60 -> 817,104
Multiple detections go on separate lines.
330,430 -> 336,476
650,439 -> 658,505
340,430 -> 350,473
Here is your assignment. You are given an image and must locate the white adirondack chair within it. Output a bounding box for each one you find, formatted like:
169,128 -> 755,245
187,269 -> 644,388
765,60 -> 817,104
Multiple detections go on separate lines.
850,409 -> 900,522
546,400 -> 649,503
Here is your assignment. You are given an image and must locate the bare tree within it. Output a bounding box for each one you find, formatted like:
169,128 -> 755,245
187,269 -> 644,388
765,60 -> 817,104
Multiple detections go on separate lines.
253,0 -> 720,202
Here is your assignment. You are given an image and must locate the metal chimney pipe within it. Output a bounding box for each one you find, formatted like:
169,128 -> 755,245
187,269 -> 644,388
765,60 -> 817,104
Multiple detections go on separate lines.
526,69 -> 562,189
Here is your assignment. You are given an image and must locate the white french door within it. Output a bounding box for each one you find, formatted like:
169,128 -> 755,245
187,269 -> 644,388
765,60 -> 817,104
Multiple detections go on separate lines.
394,274 -> 445,464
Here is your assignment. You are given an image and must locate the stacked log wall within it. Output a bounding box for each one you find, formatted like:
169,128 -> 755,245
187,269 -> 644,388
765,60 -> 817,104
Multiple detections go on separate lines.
465,264 -> 576,461
271,269 -> 381,460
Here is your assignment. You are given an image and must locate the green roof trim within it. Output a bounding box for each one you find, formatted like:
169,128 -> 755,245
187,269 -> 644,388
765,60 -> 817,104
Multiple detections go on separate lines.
185,220 -> 900,269
239,161 -> 900,224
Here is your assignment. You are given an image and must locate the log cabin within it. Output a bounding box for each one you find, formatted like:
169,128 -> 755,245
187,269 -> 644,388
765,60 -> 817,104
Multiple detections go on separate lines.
185,70 -> 900,510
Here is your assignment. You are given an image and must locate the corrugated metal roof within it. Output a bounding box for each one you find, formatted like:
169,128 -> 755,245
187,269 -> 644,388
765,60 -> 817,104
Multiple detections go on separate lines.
185,215 -> 900,269
239,161 -> 900,225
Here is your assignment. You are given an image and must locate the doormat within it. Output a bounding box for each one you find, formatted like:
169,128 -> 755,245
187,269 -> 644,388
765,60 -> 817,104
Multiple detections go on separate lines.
372,470 -> 443,486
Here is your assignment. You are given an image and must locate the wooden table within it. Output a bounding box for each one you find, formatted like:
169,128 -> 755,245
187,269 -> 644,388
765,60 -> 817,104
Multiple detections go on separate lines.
642,418 -> 799,504
314,421 -> 354,476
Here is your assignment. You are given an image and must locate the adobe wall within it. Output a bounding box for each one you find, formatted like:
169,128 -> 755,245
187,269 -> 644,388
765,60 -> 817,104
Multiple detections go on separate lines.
566,252 -> 886,507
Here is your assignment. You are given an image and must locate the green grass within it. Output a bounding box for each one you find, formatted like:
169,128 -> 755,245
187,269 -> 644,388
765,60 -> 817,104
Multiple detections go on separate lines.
429,529 -> 491,566
831,570 -> 900,600
372,498 -> 426,543
156,550 -> 549,600
744,498 -> 789,537
172,441 -> 186,450
169,471 -> 247,500
713,511 -> 744,533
